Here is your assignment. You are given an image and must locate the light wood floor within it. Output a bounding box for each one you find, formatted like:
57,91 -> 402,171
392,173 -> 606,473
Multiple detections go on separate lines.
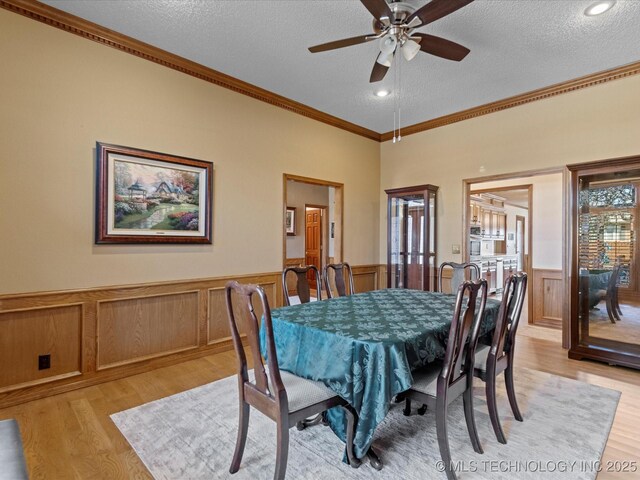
589,300 -> 640,347
1,327 -> 639,479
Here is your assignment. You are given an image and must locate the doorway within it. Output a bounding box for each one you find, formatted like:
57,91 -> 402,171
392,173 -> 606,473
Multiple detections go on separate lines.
283,174 -> 343,298
464,171 -> 566,335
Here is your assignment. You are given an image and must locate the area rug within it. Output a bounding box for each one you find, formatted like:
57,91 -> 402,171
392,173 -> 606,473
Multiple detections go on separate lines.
111,368 -> 620,480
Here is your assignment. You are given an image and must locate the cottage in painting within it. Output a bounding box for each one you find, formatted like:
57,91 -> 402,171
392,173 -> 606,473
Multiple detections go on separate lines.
154,180 -> 187,201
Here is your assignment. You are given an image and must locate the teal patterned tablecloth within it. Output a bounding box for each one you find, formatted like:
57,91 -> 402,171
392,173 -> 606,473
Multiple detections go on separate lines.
260,288 -> 501,459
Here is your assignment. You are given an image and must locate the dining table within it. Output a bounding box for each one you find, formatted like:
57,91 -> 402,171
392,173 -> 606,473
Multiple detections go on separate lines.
259,288 -> 501,464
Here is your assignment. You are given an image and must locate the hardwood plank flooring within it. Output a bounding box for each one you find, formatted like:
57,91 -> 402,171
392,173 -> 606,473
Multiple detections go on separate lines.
0,335 -> 638,479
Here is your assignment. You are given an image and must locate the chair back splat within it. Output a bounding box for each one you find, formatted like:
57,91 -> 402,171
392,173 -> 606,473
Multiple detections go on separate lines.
438,262 -> 481,294
442,279 -> 488,389
495,272 -> 528,359
323,262 -> 355,298
282,265 -> 322,306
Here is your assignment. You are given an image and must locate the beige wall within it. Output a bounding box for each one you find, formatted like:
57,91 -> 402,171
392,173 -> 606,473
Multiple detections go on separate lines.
380,73 -> 640,265
0,10 -> 380,295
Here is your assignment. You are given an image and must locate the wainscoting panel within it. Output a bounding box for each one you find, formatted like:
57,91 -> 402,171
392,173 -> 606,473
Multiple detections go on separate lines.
0,267 -> 380,407
352,265 -> 379,293
0,304 -> 82,392
532,269 -> 563,329
97,292 -> 200,370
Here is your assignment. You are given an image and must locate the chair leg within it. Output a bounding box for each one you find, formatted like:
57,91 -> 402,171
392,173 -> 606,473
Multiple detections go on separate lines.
485,374 -> 507,444
274,421 -> 289,480
436,396 -> 457,480
342,405 -> 362,468
606,298 -> 617,323
463,387 -> 484,453
505,364 -> 523,422
403,398 -> 412,416
230,401 -> 250,474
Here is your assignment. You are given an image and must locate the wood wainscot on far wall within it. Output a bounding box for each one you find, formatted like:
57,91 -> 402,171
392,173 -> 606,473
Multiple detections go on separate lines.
532,268 -> 563,329
0,265 -> 386,408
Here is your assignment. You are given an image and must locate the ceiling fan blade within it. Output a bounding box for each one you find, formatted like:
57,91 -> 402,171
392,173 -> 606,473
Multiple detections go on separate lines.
415,33 -> 470,61
370,59 -> 390,83
360,0 -> 393,20
308,35 -> 374,53
407,0 -> 474,27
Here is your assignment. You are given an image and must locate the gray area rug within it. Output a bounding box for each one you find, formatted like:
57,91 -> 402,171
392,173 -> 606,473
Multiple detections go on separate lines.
111,368 -> 620,479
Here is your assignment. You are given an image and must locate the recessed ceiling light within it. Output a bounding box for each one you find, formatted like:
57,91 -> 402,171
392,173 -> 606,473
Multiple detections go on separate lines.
584,1 -> 615,16
375,89 -> 390,97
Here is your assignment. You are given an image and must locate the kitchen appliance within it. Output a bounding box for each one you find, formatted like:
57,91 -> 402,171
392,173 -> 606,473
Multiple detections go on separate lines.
470,226 -> 481,237
470,239 -> 481,256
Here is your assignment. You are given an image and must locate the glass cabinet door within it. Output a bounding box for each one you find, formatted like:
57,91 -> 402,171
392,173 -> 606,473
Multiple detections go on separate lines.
570,162 -> 640,369
386,184 -> 438,291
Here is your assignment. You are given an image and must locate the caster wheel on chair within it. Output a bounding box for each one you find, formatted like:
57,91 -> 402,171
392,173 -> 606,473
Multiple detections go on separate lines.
296,421 -> 306,431
417,404 -> 428,415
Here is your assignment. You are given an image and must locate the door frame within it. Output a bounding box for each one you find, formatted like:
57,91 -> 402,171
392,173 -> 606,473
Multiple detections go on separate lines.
462,166 -> 568,346
283,174 -> 343,270
465,184 -> 534,323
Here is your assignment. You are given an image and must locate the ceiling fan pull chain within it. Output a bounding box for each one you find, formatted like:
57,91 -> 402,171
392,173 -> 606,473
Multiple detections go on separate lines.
398,52 -> 402,142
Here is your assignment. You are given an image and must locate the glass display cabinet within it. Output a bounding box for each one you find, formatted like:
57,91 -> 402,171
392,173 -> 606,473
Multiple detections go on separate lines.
386,184 -> 438,291
569,157 -> 640,370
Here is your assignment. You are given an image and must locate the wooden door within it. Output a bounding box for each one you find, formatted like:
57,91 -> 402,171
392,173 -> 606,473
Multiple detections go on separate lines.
305,208 -> 322,289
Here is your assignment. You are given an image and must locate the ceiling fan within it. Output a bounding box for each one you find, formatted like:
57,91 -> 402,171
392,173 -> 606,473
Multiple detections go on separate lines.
308,0 -> 473,82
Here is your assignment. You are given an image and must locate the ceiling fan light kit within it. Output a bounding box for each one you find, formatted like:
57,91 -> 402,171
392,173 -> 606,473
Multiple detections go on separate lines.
401,39 -> 421,61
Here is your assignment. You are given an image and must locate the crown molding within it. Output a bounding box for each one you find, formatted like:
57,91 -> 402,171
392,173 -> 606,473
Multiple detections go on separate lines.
380,59 -> 640,142
0,0 -> 381,142
4,0 -> 640,145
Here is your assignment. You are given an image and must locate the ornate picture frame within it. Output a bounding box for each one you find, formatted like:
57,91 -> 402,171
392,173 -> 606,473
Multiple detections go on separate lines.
95,142 -> 213,244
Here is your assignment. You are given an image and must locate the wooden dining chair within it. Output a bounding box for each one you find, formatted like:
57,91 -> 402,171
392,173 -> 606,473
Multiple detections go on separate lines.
225,281 -> 360,479
474,272 -> 527,444
438,261 -> 481,294
323,263 -> 355,298
602,264 -> 622,323
282,265 -> 322,306
401,279 -> 488,480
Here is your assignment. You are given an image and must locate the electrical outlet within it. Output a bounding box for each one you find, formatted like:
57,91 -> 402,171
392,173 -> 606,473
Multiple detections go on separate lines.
38,354 -> 51,370
452,244 -> 461,254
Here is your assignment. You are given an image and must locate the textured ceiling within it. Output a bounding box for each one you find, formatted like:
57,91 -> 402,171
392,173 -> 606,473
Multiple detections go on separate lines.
41,0 -> 640,133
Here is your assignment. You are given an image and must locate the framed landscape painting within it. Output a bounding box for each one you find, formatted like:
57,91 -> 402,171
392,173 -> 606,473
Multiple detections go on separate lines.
286,207 -> 296,236
96,142 -> 213,244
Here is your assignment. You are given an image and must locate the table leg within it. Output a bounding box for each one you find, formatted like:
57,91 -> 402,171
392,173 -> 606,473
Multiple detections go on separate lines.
366,446 -> 383,470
